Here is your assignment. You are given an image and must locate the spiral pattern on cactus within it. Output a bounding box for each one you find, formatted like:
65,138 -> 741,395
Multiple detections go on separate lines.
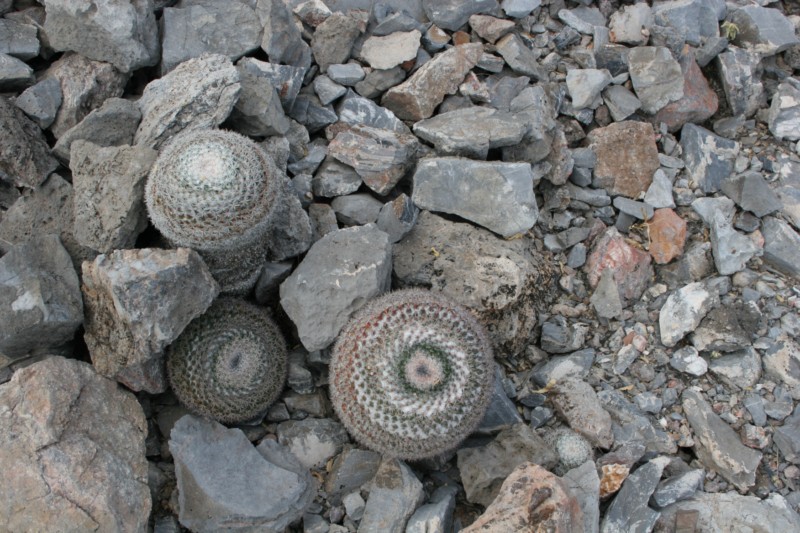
145,128 -> 280,250
166,298 -> 287,424
329,289 -> 495,459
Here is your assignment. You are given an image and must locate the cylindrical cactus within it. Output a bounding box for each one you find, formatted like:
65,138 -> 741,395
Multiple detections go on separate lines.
145,128 -> 282,294
329,289 -> 495,460
166,298 -> 288,424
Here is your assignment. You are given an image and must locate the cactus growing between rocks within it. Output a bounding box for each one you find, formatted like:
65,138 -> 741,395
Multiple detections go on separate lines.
329,288 -> 495,460
166,298 -> 288,424
145,128 -> 282,294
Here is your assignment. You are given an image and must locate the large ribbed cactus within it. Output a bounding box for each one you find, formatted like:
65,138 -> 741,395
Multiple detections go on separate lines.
329,289 -> 495,460
145,128 -> 282,294
166,299 -> 288,424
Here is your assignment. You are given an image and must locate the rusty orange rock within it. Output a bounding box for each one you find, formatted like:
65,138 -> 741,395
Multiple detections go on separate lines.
648,208 -> 687,264
599,463 -> 630,499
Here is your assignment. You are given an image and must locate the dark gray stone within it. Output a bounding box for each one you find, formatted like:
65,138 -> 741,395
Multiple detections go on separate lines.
331,193 -> 384,226
288,92 -> 338,133
405,485 -> 458,533
708,346 -> 761,390
690,301 -> 760,353
355,66 -> 406,99
266,178 -> 313,261
566,69 -> 611,109
312,157 -> 362,198
313,75 -> 347,105
13,77 -> 62,129
243,61 -> 305,112
716,46 -> 764,117
230,58 -> 291,137
412,157 -> 539,238
0,19 -> 39,60
613,197 -> 654,220
495,33 -> 547,80
476,367 -> 524,434
602,84 -> 641,122
0,96 -> 58,188
327,63 -> 365,85
652,0 -> 719,46
540,316 -> 587,354
628,46 -> 684,113
761,216 -> 800,278
601,457 -> 669,533
552,379 -> 614,449
0,235 -> 82,359
324,447 -> 382,503
729,5 -> 799,56
591,268 -> 623,319
337,90 -> 409,133
53,97 -> 142,163
311,12 -> 363,72
644,169 -> 675,209
530,348 -> 594,387
254,261 -> 294,305
680,123 -> 739,193
256,0 -> 312,73
599,389 -> 677,454
376,194 -> 419,244
768,80 -> 800,141
774,405 -> 800,464
721,171 -> 781,217
422,0 -> 498,31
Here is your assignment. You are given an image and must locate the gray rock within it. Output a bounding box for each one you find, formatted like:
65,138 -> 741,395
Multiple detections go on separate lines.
602,84 -> 641,122
53,97 -> 142,163
540,316 -> 587,354
229,57 -> 291,137
254,261 -> 294,305
559,6 -> 605,34
495,33 -> 546,80
266,179 -> 314,262
562,461 -> 600,533
82,248 -> 218,393
13,77 -> 61,129
531,348 -> 594,387
276,418 -> 349,469
690,301 -> 760,353
376,194 -> 419,244
0,356 -> 150,532
601,457 -> 669,533
457,424 -> 558,506
729,5 -> 799,56
288,92 -> 338,133
280,225 -> 392,351
0,235 -> 82,359
372,8 -> 423,36
599,390 -> 677,455
327,63 -> 365,85
691,196 -> 736,226
708,346 -> 761,390
405,485 -> 458,533
721,171 -> 781,217
382,43 -> 483,121
608,3 -> 652,45
613,197 -> 654,220
134,54 -> 240,150
680,123 -> 740,193
343,491 -> 365,521
774,405 -> 800,463
656,492 -> 800,532
764,386 -> 794,421
413,106 -> 526,159
70,141 -> 156,253
0,96 -> 58,188
761,216 -> 800,278
359,458 -> 425,533
652,0 -> 719,46
169,414 -> 313,532
670,346 -> 708,376
313,75 -> 347,105
393,211 -> 556,355
412,157 -> 538,237
256,0 -> 312,73
761,336 -> 800,400
337,90 -> 409,133
716,46 -> 764,117
565,183 -> 611,207
552,379 -> 614,449
709,211 -> 760,276
313,157 -> 362,197
161,1 -> 261,74
501,0 -> 539,19
327,124 -> 419,195
659,281 -> 719,347
330,193 -> 384,226
634,392 -> 663,414
287,141 -> 326,176
245,62 -> 305,112
502,85 -> 558,164
423,0 -> 498,31
311,12 -> 363,72
591,268 -> 624,319
476,367 -> 524,434
567,243 -> 587,268
644,169 -> 675,209
628,46 -> 684,114
359,30 -> 420,70
651,469 -> 704,509
567,69 -> 612,109
355,66 -> 407,99
743,393 -> 767,427
768,80 -> 800,141
0,18 -> 39,60
544,227 -> 591,253
324,447 -> 382,503
43,0 -> 159,72
682,389 -> 762,491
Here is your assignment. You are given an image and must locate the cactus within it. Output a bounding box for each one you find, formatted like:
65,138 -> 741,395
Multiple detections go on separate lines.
145,128 -> 282,293
329,289 -> 495,460
166,298 -> 288,424
545,428 -> 594,475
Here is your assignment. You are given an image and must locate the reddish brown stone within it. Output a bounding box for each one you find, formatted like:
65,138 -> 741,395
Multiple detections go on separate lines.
461,463 -> 584,533
585,227 -> 654,304
588,120 -> 660,198
453,31 -> 471,46
468,14 -> 515,45
648,208 -> 687,264
653,49 -> 719,133
599,463 -> 630,499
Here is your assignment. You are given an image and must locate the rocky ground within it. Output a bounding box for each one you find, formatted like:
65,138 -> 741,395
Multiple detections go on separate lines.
1,0 -> 800,531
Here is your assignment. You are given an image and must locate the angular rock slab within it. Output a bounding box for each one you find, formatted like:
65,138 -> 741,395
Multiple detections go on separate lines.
584,227 -> 653,305
0,235 -> 82,359
0,95 -> 58,188
680,123 -> 740,194
761,216 -> 800,279
53,97 -> 142,163
82,248 -> 219,393
768,80 -> 800,141
600,456 -> 668,533
43,0 -> 160,73
359,30 -> 421,70
280,224 -> 392,351
382,43 -> 483,121
70,141 -> 157,253
461,463 -> 584,533
169,414 -> 313,533
412,157 -> 539,238
551,379 -> 614,449
729,5 -> 800,56
682,389 -> 762,491
0,356 -> 150,532
659,281 -> 719,347
588,120 -> 660,198
134,54 -> 240,150
393,211 -> 557,355
653,50 -> 718,132
716,46 -> 764,118
359,458 -> 425,533
628,46 -> 684,114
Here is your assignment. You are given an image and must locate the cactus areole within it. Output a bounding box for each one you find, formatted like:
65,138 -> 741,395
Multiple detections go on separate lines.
330,289 -> 495,460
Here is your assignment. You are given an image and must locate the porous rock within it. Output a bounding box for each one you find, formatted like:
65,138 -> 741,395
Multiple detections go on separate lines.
53,97 -> 142,163
588,121 -> 660,198
551,378 -> 614,449
0,96 -> 58,188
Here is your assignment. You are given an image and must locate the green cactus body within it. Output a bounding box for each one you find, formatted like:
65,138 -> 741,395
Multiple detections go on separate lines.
166,299 -> 288,424
145,129 -> 282,294
329,289 -> 495,460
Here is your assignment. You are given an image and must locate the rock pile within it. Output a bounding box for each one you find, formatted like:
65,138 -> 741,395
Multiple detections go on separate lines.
1,0 -> 800,532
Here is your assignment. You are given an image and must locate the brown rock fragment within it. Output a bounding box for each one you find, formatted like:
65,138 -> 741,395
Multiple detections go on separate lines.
648,208 -> 687,264
599,463 -> 630,499
469,14 -> 515,44
588,120 -> 660,198
585,227 -> 654,304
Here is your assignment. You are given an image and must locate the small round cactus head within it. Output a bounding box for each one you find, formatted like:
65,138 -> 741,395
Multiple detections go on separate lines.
329,288 -> 495,460
166,298 -> 288,424
545,428 -> 594,475
145,128 -> 281,250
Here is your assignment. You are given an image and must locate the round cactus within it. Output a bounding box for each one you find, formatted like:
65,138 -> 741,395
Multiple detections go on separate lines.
545,428 -> 594,474
329,289 -> 495,460
145,128 -> 282,293
166,298 -> 288,424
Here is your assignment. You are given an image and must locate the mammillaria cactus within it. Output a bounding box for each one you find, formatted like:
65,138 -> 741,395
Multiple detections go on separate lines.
145,128 -> 282,294
166,298 -> 288,424
545,428 -> 594,475
329,288 -> 495,460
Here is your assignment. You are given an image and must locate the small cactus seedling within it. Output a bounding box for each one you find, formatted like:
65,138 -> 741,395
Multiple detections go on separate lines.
329,289 -> 495,460
145,128 -> 282,293
166,298 -> 288,424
